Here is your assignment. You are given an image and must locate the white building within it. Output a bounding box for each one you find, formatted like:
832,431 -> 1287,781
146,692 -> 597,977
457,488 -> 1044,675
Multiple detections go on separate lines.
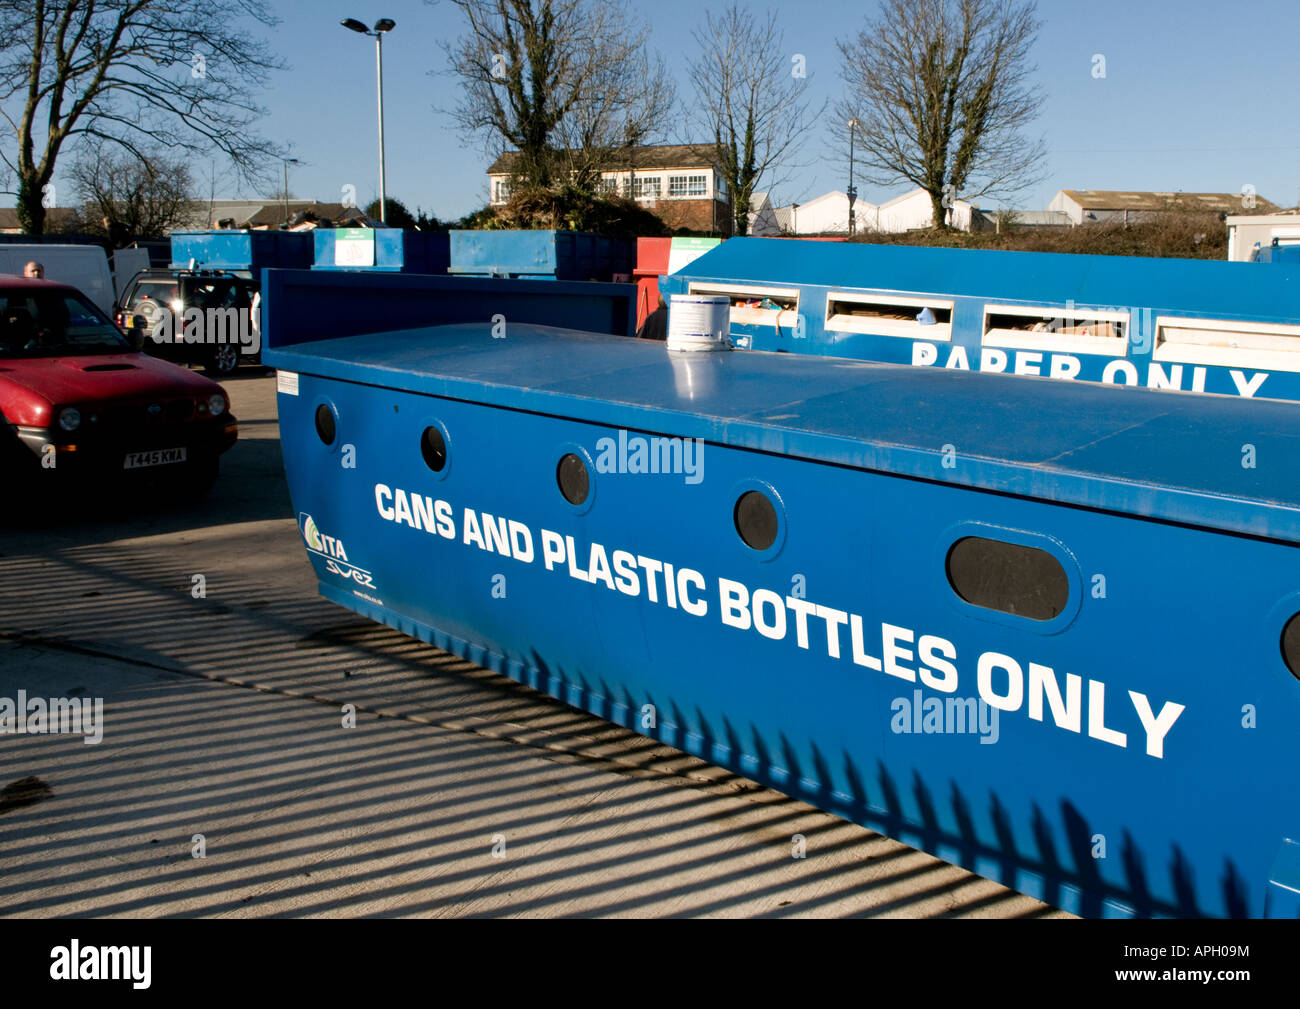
1224,212 -> 1300,261
867,188 -> 977,233
783,190 -> 852,235
747,193 -> 781,236
771,187 -> 978,235
486,143 -> 734,235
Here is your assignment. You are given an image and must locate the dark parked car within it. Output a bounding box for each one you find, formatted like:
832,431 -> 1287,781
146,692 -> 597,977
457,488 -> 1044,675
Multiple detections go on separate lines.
1,277 -> 238,500
115,268 -> 260,376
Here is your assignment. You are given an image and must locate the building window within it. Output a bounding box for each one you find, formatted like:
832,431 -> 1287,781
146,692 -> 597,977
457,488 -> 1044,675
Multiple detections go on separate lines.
632,175 -> 661,200
668,174 -> 708,198
492,178 -> 512,204
597,176 -> 618,196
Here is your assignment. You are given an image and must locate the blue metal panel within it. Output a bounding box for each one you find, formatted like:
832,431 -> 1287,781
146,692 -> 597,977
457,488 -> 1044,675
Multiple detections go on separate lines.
261,269 -> 637,349
310,229 -> 450,274
663,238 -> 1300,402
170,230 -> 312,271
265,280 -> 1300,917
449,230 -> 633,281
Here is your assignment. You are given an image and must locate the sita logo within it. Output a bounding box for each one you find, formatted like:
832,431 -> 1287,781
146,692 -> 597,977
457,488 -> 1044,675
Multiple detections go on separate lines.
302,512 -> 348,559
300,513 -> 376,588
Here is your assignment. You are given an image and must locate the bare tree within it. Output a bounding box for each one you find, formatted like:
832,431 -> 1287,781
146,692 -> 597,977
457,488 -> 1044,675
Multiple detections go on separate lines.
0,0 -> 285,234
550,46 -> 675,195
69,146 -> 194,244
437,0 -> 673,192
835,0 -> 1045,230
687,6 -> 822,237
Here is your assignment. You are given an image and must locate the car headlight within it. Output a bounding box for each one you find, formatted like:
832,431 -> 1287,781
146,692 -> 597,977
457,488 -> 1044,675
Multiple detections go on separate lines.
208,394 -> 227,417
169,299 -> 184,314
58,407 -> 81,432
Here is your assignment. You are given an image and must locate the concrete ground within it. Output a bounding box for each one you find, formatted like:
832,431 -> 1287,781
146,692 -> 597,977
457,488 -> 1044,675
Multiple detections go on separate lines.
0,370 -> 1067,918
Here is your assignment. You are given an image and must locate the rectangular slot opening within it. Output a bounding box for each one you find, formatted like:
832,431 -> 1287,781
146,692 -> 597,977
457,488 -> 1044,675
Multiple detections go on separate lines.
825,291 -> 954,341
983,305 -> 1129,357
686,282 -> 799,328
1154,316 -> 1300,373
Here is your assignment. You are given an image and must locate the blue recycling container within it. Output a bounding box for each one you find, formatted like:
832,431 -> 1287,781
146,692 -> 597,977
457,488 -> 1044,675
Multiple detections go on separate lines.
1252,243 -> 1300,266
449,229 -> 633,281
311,228 -> 450,274
263,265 -> 1300,918
169,229 -> 313,271
663,238 -> 1300,402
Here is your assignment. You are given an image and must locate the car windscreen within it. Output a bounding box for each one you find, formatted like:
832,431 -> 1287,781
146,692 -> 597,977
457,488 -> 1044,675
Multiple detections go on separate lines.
184,278 -> 251,309
0,290 -> 132,357
128,280 -> 180,311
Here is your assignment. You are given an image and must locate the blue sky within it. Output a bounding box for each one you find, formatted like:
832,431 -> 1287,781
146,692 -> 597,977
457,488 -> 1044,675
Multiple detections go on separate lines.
188,0 -> 1300,218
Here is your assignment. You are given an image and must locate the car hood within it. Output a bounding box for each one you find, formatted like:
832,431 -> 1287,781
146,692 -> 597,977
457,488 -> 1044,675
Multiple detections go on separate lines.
0,353 -> 222,426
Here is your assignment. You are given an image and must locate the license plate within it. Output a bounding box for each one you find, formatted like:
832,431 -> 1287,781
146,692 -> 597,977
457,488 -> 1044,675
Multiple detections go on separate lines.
123,447 -> 188,470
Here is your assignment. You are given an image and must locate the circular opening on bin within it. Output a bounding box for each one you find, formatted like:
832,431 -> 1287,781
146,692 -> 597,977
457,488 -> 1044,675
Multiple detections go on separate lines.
421,425 -> 447,472
1283,612 -> 1300,680
314,404 -> 336,446
734,490 -> 778,551
557,453 -> 589,505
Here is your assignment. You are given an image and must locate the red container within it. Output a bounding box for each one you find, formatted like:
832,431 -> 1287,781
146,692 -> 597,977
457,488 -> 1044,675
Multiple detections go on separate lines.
633,237 -> 672,329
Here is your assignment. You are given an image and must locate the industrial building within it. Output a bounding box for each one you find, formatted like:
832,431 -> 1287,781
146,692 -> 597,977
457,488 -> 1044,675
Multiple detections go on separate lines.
1047,189 -> 1280,225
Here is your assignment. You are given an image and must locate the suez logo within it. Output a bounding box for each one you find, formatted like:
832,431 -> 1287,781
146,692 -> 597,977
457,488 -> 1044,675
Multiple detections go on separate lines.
300,513 -> 376,589
50,940 -> 150,989
909,342 -> 1271,398
368,483 -> 1186,758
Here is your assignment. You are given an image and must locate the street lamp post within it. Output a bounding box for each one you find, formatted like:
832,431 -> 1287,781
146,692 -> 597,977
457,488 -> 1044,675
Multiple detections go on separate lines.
791,203 -> 800,236
847,118 -> 860,236
341,17 -> 396,224
281,157 -> 299,227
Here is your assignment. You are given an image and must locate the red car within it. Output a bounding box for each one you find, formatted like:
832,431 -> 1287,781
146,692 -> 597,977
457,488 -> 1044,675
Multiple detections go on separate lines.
0,277 -> 237,499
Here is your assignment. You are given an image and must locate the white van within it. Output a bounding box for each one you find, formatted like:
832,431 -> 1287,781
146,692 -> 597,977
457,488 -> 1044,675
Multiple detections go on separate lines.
0,244 -> 114,316
111,247 -> 153,302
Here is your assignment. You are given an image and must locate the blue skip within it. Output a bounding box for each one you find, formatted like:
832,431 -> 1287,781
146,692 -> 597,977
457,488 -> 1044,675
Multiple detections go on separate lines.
265,265 -> 1300,918
664,238 -> 1300,402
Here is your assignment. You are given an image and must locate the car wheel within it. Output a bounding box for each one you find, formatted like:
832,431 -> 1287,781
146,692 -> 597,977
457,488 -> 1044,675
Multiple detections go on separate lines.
206,344 -> 240,376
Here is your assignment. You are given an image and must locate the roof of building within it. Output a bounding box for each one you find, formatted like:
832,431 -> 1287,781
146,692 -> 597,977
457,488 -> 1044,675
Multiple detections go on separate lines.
0,207 -> 78,231
487,143 -> 721,175
241,202 -> 353,228
1225,210 -> 1300,223
876,187 -> 976,210
176,199 -> 324,230
796,189 -> 849,209
1057,190 -> 1280,214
